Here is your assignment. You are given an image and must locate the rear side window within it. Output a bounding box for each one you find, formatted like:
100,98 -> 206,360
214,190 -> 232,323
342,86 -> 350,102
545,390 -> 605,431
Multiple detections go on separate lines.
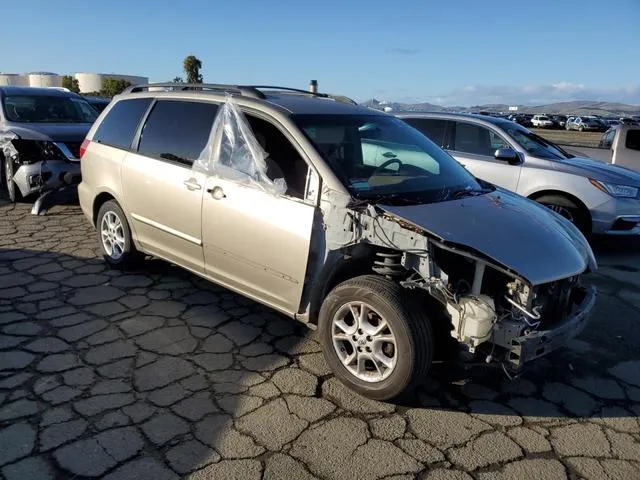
93,98 -> 152,149
403,118 -> 448,147
626,130 -> 640,151
137,100 -> 219,165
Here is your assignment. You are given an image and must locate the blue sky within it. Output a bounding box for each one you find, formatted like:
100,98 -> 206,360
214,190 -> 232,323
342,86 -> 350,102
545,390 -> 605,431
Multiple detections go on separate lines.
4,0 -> 640,105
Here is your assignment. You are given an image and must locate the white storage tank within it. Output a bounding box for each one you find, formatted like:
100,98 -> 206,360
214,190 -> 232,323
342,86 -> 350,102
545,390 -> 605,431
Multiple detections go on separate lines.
0,74 -> 29,86
74,73 -> 149,93
27,72 -> 63,88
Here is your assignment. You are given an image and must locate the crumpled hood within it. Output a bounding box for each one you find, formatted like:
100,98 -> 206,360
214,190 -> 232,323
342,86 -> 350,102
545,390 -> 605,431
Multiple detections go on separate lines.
381,189 -> 597,285
556,156 -> 640,186
3,123 -> 91,143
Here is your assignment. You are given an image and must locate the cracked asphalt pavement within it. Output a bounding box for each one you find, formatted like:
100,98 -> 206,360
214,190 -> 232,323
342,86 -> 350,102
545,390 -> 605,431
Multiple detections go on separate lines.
1,202 -> 640,480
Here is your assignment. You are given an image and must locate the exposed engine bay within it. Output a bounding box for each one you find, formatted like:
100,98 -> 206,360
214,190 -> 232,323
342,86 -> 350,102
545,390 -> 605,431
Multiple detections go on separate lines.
307,192 -> 596,375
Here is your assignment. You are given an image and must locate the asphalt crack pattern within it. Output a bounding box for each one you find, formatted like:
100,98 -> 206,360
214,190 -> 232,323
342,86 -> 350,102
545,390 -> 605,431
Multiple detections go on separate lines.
1,203 -> 640,480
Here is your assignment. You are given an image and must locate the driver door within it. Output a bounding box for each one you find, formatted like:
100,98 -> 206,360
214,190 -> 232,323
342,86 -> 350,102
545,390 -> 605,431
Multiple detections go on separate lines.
200,115 -> 319,315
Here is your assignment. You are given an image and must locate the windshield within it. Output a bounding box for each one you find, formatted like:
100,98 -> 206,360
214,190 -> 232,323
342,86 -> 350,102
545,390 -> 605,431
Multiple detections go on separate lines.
2,95 -> 98,123
294,114 -> 484,203
507,127 -> 572,160
539,116 -> 549,120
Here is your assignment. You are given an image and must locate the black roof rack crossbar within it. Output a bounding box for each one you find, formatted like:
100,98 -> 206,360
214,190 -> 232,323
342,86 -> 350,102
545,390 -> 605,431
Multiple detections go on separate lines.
248,86 -> 329,98
123,83 -> 265,98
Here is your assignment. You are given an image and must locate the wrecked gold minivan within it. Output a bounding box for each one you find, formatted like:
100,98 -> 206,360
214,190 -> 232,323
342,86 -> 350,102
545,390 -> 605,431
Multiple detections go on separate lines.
78,84 -> 597,400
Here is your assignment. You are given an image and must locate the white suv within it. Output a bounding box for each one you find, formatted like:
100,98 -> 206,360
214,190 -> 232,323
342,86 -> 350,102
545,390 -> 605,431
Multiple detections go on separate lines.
531,115 -> 554,128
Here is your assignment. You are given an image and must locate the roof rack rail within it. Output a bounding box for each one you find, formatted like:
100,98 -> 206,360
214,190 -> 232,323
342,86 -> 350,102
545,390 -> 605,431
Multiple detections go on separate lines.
122,83 -> 357,105
122,83 -> 265,98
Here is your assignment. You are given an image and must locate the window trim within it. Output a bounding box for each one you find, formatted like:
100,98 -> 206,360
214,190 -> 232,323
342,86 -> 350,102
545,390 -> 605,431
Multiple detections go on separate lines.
448,120 -> 514,158
133,98 -> 221,170
93,97 -> 154,153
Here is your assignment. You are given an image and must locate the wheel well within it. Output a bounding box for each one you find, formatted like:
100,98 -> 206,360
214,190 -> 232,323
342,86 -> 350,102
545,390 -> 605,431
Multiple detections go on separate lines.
528,190 -> 592,228
92,192 -> 116,226
307,246 -> 381,325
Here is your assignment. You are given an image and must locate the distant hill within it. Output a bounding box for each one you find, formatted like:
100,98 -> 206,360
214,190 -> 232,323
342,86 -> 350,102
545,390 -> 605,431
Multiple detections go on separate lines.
362,99 -> 640,116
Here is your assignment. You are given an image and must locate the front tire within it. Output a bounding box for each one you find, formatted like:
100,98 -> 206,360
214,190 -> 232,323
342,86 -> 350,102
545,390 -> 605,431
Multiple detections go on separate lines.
96,200 -> 143,269
2,156 -> 22,203
535,194 -> 591,236
318,275 -> 433,400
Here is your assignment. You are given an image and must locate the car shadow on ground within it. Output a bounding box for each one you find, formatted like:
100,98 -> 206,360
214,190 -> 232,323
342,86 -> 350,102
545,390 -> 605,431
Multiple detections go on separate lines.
1,205 -> 640,478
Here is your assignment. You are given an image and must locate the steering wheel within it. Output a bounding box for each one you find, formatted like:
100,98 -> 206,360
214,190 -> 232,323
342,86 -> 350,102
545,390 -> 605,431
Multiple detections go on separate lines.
371,158 -> 403,176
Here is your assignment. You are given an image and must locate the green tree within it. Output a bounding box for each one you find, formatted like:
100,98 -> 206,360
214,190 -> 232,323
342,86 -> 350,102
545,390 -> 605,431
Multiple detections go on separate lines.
172,76 -> 184,83
100,78 -> 132,97
183,55 -> 203,83
61,75 -> 80,93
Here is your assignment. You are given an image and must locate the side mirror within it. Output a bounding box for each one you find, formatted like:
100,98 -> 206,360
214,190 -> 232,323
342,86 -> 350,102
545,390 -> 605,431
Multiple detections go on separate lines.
494,148 -> 520,165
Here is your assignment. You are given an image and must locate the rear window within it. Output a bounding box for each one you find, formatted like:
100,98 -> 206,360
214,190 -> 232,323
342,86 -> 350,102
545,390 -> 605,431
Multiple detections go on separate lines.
403,118 -> 449,147
626,130 -> 640,151
93,98 -> 152,150
137,100 -> 219,166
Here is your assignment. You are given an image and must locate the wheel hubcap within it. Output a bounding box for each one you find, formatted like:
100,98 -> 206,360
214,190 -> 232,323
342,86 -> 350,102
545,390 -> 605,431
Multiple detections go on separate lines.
331,301 -> 397,383
100,211 -> 125,260
544,203 -> 575,224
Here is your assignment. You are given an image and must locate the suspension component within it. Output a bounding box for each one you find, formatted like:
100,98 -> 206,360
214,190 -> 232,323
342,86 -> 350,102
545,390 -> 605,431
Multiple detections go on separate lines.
372,251 -> 404,277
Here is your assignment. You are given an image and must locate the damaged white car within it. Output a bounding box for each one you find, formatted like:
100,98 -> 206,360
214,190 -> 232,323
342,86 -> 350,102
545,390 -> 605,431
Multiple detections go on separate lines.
79,84 -> 597,400
1,86 -> 97,212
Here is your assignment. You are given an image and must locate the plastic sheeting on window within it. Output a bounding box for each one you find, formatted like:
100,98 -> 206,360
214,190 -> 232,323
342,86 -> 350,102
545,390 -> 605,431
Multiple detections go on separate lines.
193,95 -> 286,196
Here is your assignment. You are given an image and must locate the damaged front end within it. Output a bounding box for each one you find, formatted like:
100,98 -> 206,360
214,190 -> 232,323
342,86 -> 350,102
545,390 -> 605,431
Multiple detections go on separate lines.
314,189 -> 597,375
1,132 -> 81,213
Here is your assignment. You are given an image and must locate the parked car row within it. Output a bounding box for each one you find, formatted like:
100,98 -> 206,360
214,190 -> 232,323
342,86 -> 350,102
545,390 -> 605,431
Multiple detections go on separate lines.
1,82 -> 638,400
503,113 -> 640,131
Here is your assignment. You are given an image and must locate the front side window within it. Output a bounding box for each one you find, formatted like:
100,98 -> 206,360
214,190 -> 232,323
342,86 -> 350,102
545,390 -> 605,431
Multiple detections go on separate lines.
294,114 -> 483,203
452,122 -> 499,156
138,100 -> 219,166
2,95 -> 98,123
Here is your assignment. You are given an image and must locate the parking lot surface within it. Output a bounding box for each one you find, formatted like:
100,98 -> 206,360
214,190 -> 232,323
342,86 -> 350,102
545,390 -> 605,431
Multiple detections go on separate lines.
1,202 -> 639,480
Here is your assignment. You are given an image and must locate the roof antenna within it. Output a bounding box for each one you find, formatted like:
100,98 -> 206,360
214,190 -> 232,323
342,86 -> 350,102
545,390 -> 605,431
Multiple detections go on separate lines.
309,80 -> 318,94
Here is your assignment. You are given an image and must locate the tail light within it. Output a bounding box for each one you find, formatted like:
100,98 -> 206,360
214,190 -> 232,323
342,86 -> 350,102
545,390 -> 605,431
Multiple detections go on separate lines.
79,139 -> 90,159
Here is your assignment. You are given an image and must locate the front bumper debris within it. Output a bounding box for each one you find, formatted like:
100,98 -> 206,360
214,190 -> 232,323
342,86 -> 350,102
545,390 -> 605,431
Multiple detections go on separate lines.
504,285 -> 596,369
13,160 -> 81,198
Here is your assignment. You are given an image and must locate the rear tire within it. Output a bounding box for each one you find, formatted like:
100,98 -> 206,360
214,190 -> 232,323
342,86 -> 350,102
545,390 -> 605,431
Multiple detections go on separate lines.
535,194 -> 591,236
96,200 -> 143,269
318,275 -> 433,400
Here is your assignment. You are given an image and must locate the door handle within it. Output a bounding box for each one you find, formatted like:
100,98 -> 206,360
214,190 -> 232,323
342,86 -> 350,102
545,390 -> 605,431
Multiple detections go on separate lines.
206,185 -> 226,200
183,179 -> 202,191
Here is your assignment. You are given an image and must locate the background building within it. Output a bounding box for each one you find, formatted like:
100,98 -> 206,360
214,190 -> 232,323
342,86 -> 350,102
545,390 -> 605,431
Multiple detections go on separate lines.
0,72 -> 148,92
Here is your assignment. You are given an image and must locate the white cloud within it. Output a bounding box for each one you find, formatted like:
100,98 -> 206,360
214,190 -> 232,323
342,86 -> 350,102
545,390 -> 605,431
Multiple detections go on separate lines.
421,83 -> 640,106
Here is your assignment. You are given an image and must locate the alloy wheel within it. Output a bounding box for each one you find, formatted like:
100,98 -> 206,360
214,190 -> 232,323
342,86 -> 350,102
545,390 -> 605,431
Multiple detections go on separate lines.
100,211 -> 125,260
331,301 -> 397,383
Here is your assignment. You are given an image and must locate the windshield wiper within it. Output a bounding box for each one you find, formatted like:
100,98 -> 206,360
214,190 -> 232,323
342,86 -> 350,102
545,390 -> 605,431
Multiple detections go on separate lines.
349,193 -> 425,208
451,188 -> 492,199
